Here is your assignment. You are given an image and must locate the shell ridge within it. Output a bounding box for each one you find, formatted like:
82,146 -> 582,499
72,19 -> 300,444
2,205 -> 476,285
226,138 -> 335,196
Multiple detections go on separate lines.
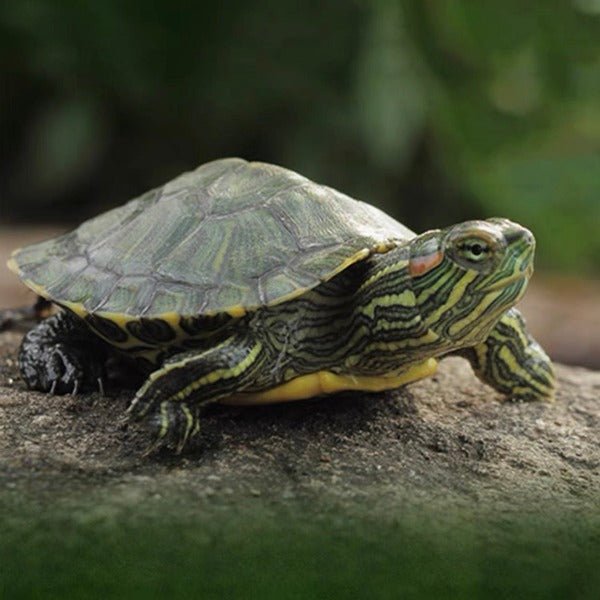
205,160 -> 249,196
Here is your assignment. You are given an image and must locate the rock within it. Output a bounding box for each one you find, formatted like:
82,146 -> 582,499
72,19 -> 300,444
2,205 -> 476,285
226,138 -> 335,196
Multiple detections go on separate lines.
2,329 -> 599,598
0,331 -> 598,519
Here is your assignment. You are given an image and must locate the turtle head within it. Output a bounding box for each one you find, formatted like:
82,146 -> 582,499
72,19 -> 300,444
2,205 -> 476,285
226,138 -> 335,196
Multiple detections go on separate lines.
408,218 -> 535,347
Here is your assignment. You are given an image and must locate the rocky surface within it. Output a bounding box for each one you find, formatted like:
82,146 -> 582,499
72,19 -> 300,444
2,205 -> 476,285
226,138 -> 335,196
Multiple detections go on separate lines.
0,331 -> 598,522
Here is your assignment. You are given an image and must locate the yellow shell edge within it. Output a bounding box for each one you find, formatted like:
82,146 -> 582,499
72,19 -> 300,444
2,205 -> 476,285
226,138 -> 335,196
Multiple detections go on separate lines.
6,252 -> 21,277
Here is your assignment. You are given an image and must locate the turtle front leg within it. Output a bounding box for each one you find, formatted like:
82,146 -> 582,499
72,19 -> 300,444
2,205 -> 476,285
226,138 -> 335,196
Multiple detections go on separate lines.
127,333 -> 268,452
19,311 -> 109,395
459,308 -> 556,401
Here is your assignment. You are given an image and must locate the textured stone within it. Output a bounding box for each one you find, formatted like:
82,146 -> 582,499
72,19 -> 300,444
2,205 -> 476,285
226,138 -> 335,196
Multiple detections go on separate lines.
0,331 -> 598,519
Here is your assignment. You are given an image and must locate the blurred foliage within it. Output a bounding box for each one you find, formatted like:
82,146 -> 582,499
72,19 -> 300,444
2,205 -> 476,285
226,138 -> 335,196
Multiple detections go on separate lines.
0,0 -> 599,273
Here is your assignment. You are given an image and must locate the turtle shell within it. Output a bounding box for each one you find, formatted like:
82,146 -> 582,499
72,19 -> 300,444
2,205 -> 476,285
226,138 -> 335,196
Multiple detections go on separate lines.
9,158 -> 415,319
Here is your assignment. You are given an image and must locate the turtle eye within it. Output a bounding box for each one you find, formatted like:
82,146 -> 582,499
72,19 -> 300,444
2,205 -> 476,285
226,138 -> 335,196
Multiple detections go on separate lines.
457,238 -> 492,263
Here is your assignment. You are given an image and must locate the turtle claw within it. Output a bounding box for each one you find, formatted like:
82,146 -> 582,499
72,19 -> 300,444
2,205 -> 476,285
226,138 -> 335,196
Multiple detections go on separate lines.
20,340 -> 104,397
20,342 -> 86,395
137,401 -> 201,454
18,312 -> 109,397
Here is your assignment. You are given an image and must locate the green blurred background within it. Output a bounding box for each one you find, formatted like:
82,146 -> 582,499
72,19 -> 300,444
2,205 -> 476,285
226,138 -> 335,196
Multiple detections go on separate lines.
1,0 -> 599,274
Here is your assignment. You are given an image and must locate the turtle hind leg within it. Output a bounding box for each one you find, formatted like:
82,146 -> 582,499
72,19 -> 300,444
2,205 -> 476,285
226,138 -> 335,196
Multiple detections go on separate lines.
19,311 -> 109,395
127,333 -> 268,452
459,308 -> 556,401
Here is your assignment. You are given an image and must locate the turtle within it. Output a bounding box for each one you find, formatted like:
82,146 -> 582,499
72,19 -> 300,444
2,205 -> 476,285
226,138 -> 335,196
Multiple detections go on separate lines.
8,158 -> 555,451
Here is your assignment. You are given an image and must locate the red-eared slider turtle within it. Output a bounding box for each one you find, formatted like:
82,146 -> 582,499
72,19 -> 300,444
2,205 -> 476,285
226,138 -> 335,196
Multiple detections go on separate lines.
8,158 -> 555,451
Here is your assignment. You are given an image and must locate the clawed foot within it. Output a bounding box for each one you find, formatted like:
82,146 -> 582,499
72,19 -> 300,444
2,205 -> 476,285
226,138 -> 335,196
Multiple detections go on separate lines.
18,312 -> 109,397
460,308 -> 556,403
128,398 -> 201,454
19,341 -> 105,396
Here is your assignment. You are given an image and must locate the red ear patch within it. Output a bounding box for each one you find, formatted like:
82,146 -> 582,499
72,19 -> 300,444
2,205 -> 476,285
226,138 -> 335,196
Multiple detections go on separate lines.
408,250 -> 444,276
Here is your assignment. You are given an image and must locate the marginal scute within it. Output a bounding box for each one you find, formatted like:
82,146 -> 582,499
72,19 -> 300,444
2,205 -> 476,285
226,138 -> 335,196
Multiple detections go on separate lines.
179,313 -> 234,337
126,318 -> 177,344
9,158 -> 415,320
85,314 -> 129,343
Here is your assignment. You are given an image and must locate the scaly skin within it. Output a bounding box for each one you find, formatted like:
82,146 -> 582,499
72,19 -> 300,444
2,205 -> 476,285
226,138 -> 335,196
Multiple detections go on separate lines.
17,218 -> 556,452
19,311 -> 108,395
457,308 -> 555,401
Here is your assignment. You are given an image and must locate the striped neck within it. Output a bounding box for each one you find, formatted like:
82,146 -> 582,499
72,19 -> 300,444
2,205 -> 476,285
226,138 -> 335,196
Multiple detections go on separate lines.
347,244 -> 443,375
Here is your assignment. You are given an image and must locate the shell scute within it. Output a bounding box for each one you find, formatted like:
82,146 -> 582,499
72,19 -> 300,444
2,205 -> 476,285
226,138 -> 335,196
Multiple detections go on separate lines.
10,158 -> 415,319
